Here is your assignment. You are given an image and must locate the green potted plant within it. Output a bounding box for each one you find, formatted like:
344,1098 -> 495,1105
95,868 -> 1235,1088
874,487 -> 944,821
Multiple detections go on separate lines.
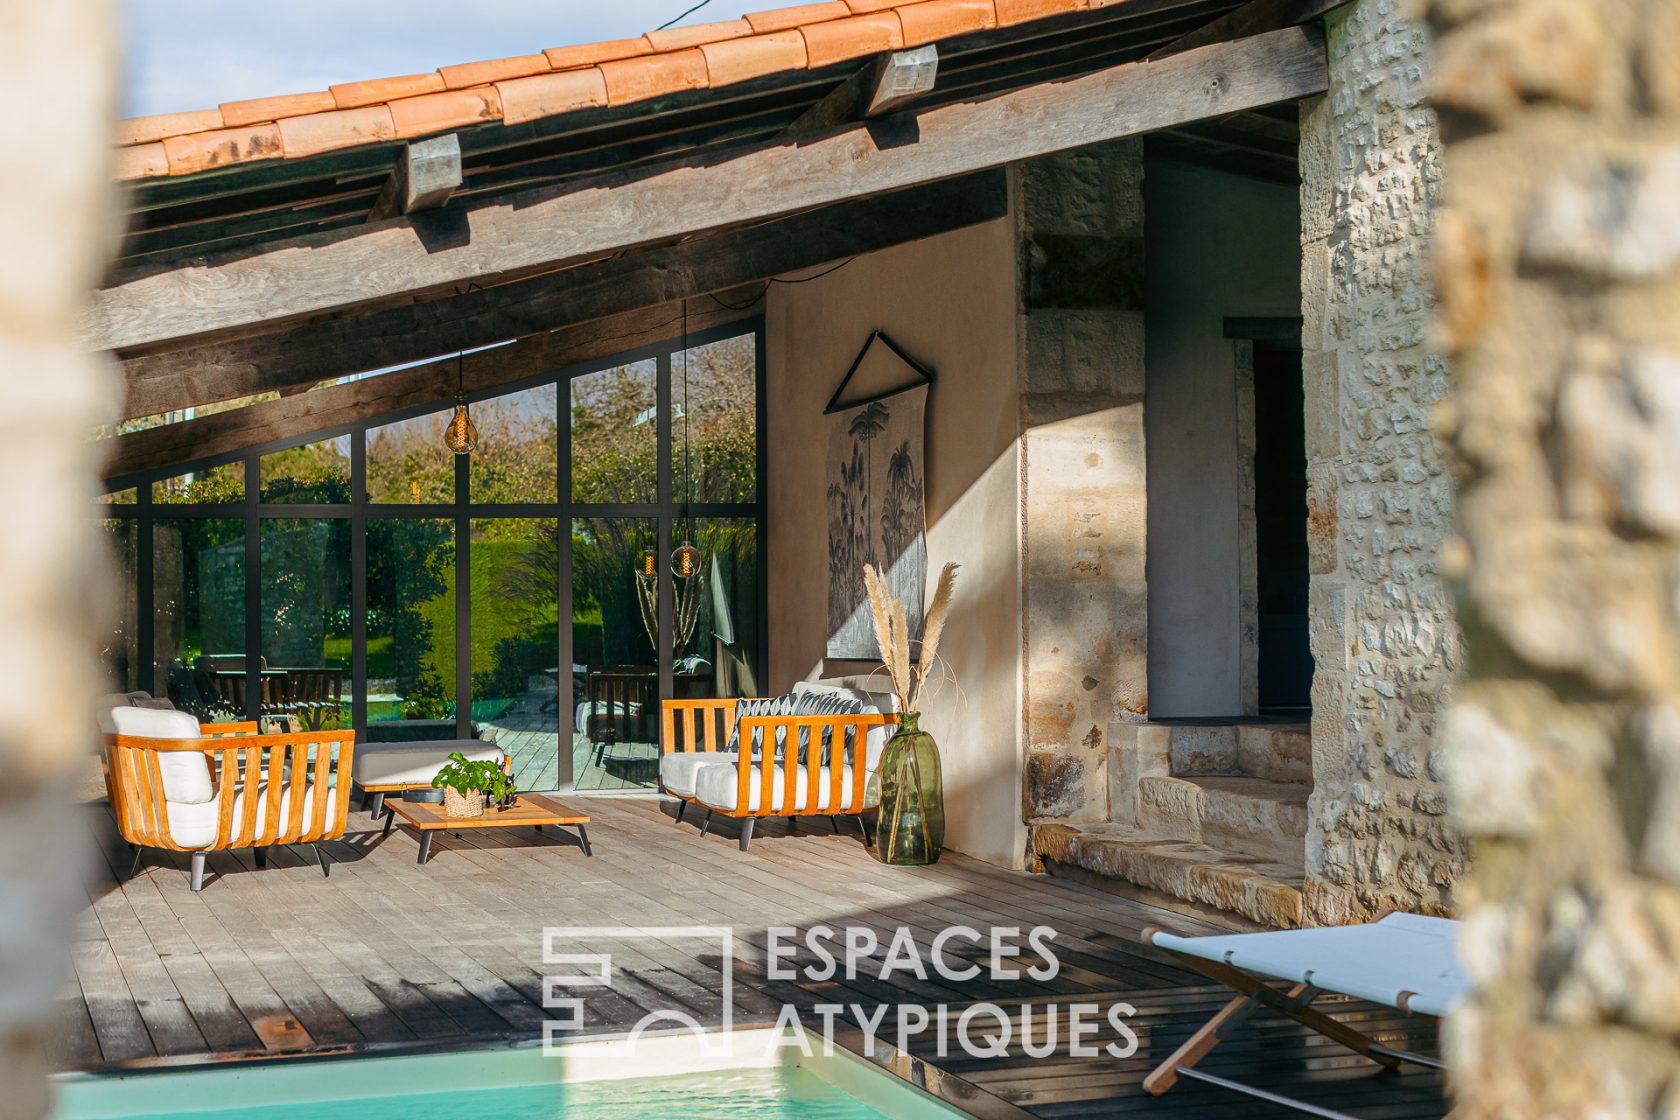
431,751 -> 517,819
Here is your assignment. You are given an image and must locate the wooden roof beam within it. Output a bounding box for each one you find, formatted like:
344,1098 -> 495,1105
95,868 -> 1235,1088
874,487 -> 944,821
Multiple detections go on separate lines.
117,170 -> 1007,420
85,27 -> 1327,357
785,45 -> 940,139
366,134 -> 463,222
1149,0 -> 1346,59
102,290 -> 761,482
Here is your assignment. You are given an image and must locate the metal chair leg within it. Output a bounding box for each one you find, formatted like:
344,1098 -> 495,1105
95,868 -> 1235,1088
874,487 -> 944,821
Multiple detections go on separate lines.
858,814 -> 875,847
674,800 -> 686,825
698,809 -> 713,838
189,851 -> 207,892
127,846 -> 144,882
313,844 -> 330,878
830,815 -> 841,834
368,792 -> 385,820
254,846 -> 267,868
739,818 -> 756,853
382,807 -> 396,837
576,825 -> 592,858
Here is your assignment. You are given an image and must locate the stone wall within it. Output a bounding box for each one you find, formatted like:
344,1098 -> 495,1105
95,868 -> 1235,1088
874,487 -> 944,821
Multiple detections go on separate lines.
1427,0 -> 1680,1112
1298,0 -> 1467,924
1018,139 -> 1149,830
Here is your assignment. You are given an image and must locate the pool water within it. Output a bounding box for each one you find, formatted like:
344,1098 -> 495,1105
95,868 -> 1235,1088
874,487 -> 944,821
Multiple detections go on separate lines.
52,1028 -> 966,1120
90,1067 -> 892,1120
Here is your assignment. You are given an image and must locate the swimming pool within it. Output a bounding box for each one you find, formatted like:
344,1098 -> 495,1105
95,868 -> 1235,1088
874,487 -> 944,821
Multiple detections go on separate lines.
52,1027 -> 971,1120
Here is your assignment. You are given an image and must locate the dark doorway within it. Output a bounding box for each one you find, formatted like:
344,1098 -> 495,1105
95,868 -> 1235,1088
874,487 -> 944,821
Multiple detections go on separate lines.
1252,342 -> 1312,712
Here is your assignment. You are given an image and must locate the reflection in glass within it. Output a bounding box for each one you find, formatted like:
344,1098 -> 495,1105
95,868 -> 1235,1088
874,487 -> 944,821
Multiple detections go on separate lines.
260,438 -> 351,503
679,518 -> 761,701
101,519 -> 139,692
152,461 -> 244,504
470,519 -> 559,790
101,488 -> 136,505
154,517 -> 245,719
471,384 -> 557,504
674,335 -> 757,504
367,519 -> 456,741
571,360 -> 656,504
367,410 -> 455,504
261,519 -> 352,729
572,517 -> 658,790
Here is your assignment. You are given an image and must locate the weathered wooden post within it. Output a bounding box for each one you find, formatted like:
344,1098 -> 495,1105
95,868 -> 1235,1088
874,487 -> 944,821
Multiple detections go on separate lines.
1429,0 -> 1680,1113
0,2 -> 118,1114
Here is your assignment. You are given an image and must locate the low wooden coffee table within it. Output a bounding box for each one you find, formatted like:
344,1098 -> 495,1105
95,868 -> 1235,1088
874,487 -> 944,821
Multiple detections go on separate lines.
382,793 -> 592,864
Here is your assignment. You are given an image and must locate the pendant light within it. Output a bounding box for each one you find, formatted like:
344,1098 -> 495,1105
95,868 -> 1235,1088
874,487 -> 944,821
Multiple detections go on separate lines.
444,351 -> 478,455
671,298 -> 700,580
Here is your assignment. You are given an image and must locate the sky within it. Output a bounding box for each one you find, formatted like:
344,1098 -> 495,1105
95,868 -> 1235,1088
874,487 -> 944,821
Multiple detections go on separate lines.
119,0 -> 727,117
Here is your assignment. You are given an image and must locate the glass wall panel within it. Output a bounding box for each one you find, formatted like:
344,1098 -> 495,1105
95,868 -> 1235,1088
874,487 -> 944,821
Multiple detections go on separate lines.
261,519 -> 352,729
470,518 -> 559,790
260,437 -> 351,504
101,488 -> 136,505
100,519 -> 139,692
571,360 -> 657,504
472,384 -> 557,504
674,335 -> 757,504
367,410 -> 455,504
675,518 -> 761,701
152,461 -> 243,504
571,517 -> 657,790
366,518 -> 455,741
153,517 -> 244,719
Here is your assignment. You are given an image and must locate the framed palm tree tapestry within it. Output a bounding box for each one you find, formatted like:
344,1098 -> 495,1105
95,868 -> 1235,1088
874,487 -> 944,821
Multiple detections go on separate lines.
823,331 -> 933,660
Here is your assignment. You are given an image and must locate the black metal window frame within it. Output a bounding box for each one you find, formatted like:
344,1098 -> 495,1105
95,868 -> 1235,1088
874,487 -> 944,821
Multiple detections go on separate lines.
99,316 -> 767,793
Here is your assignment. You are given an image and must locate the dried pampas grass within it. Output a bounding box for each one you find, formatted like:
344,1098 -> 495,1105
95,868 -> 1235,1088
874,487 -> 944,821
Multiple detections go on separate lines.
862,561 -> 960,713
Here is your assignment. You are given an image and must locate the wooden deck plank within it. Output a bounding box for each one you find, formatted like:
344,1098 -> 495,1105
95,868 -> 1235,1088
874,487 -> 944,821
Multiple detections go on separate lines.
64,795 -> 1446,1119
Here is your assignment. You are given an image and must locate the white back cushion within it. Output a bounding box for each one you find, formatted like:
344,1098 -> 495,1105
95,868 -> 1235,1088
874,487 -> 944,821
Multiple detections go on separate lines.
107,706 -> 215,804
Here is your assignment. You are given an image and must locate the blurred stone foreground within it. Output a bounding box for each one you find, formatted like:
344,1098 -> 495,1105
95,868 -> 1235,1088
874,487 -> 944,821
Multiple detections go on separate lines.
1426,0 -> 1680,1114
4,0 -> 1680,1116
0,4 -> 121,1120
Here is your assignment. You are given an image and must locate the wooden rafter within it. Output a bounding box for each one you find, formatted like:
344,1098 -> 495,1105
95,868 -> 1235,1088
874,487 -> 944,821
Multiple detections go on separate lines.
86,27 -> 1327,357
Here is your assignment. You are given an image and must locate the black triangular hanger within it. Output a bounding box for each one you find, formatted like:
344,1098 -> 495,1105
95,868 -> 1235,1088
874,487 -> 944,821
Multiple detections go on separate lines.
822,330 -> 936,416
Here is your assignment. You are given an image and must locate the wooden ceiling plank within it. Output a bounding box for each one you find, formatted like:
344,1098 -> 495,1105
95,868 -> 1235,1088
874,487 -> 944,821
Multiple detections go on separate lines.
88,27 -> 1326,357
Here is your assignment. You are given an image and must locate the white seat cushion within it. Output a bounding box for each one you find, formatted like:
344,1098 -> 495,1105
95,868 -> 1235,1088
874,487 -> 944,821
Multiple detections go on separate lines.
351,740 -> 503,787
104,706 -> 214,804
694,761 -> 876,814
659,751 -> 737,798
165,781 -> 343,849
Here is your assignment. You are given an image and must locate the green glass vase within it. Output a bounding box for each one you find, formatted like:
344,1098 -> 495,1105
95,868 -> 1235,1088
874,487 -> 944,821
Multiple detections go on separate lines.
874,712 -> 945,866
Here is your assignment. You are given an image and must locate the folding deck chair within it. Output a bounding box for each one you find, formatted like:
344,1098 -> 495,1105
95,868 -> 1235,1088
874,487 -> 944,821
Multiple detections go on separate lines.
1142,913 -> 1466,1119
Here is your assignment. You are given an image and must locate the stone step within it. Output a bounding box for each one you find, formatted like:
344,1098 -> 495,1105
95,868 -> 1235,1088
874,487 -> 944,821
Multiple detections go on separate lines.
1034,821 -> 1304,929
1162,721 -> 1312,784
1137,774 -> 1308,863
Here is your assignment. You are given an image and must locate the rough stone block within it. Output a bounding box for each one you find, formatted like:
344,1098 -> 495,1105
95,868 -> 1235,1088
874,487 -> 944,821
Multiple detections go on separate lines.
1025,746 -> 1107,822
1238,723 -> 1314,784
1108,722 -> 1170,828
1168,724 -> 1238,775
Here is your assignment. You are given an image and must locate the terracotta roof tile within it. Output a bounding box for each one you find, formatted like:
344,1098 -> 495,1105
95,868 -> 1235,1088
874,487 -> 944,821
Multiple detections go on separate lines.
388,87 -> 503,138
111,0 -> 1116,182
331,73 -> 447,110
115,142 -> 169,182
644,19 -> 754,53
496,69 -> 611,126
994,0 -> 1088,26
743,2 -> 851,33
162,123 -> 283,175
897,0 -> 998,45
276,106 -> 397,159
219,90 -> 337,128
599,48 -> 711,107
437,55 -> 551,90
700,30 -> 811,88
116,108 -> 225,148
799,11 -> 905,69
543,38 -> 655,71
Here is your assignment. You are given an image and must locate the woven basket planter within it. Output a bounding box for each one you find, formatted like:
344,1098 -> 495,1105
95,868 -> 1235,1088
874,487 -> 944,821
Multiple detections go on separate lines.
442,786 -> 486,819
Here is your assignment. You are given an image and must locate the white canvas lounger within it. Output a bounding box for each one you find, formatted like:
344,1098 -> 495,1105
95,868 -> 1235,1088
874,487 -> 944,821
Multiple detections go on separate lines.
1142,913 -> 1466,1118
